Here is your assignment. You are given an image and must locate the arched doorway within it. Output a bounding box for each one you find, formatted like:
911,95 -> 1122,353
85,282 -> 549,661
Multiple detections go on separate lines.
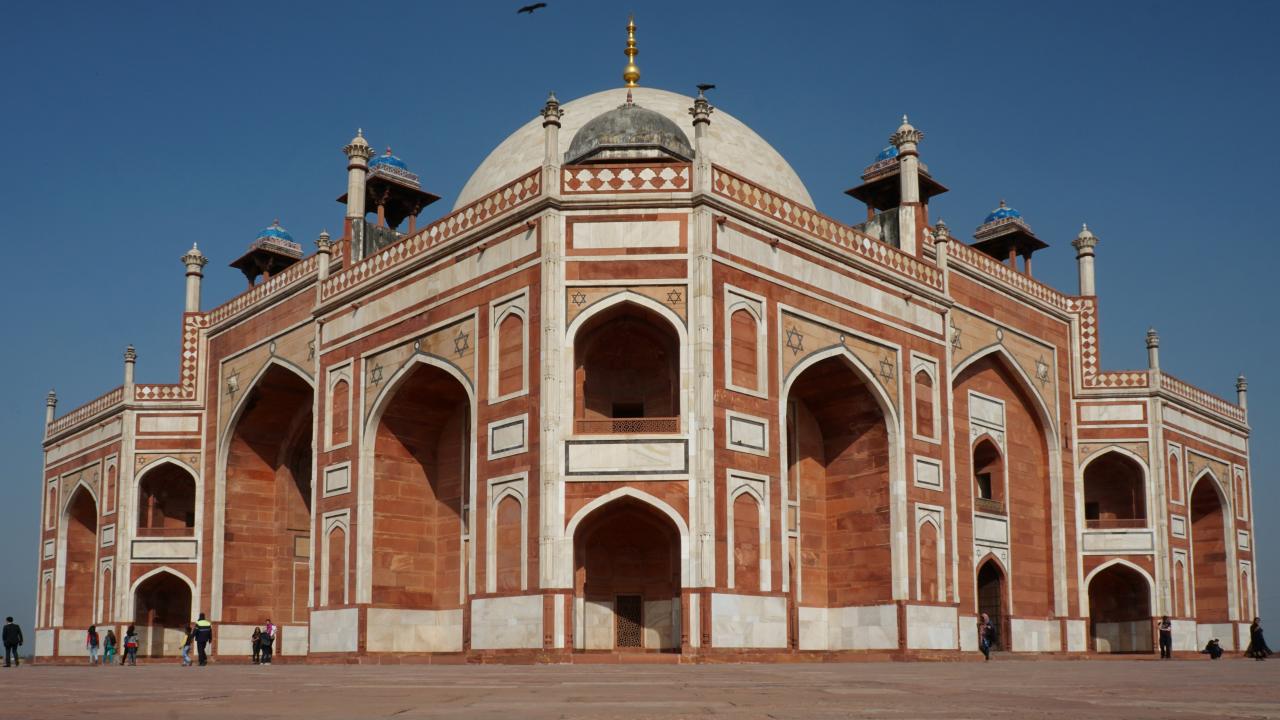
785,354 -> 892,621
63,486 -> 99,628
573,302 -> 680,434
1190,477 -> 1229,622
573,496 -> 682,651
977,559 -> 1007,651
1087,563 -> 1152,653
222,364 -> 313,624
372,361 -> 469,610
1083,452 -> 1147,529
134,571 -> 192,658
137,463 -> 196,536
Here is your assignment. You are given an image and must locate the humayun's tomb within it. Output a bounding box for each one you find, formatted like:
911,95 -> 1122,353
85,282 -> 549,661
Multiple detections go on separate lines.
35,19 -> 1257,662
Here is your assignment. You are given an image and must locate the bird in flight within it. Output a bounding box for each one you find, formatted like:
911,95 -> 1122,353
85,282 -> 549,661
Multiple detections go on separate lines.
517,3 -> 547,13
696,83 -> 716,93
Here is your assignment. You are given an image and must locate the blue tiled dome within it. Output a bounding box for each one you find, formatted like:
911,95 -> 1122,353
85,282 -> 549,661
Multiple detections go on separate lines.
369,147 -> 409,171
256,219 -> 294,243
874,145 -> 899,162
983,200 -> 1021,224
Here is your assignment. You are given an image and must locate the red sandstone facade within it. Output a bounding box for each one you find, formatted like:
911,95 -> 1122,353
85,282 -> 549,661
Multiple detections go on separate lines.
36,81 -> 1256,662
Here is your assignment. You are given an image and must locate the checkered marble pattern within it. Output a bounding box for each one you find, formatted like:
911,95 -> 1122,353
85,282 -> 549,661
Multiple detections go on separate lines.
205,255 -> 319,328
711,166 -> 942,291
562,164 -> 690,194
46,386 -> 124,437
322,170 -> 541,301
135,312 -> 207,402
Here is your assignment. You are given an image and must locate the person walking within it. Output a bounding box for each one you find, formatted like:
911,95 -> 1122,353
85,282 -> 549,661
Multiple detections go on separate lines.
103,629 -> 118,667
251,627 -> 262,665
261,619 -> 275,665
978,613 -> 995,661
1246,617 -> 1272,661
3,617 -> 22,667
123,625 -> 139,666
86,625 -> 100,665
1158,616 -> 1173,659
193,613 -> 213,666
180,623 -> 194,667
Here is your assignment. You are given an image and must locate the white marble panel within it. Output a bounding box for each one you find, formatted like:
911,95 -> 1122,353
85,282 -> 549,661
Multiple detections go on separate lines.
1170,514 -> 1187,538
828,604 -> 899,650
213,624 -> 257,656
138,415 -> 200,433
1172,619 -> 1198,651
797,607 -> 828,651
644,599 -> 677,649
1010,618 -> 1060,652
47,419 -> 122,464
35,629 -> 55,657
1065,619 -> 1087,652
1162,405 -> 1247,453
1079,403 -> 1144,423
583,599 -> 613,650
969,394 -> 1005,429
57,629 -> 88,657
310,608 -> 359,653
43,540 -> 54,559
1081,530 -> 1154,554
710,593 -> 787,648
959,615 -> 979,652
726,413 -> 767,454
572,220 -> 681,249
1196,622 -> 1235,651
281,626 -> 308,656
913,456 -> 942,490
974,515 -> 1008,545
131,539 -> 198,561
323,464 -> 350,495
365,609 -> 464,653
565,439 -> 687,476
488,415 -> 527,459
905,604 -> 957,650
1237,530 -> 1250,550
471,595 -> 542,650
1093,621 -> 1151,652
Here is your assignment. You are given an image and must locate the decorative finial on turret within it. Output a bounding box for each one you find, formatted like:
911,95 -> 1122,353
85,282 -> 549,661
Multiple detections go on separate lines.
124,345 -> 137,363
316,229 -> 333,251
934,218 -> 950,243
344,128 -> 373,159
1236,373 -> 1248,412
46,389 -> 57,407
182,243 -> 207,268
689,84 -> 715,127
890,114 -> 923,148
541,91 -> 564,128
622,15 -> 640,88
1072,223 -> 1098,252
1146,327 -> 1161,370
1146,327 -> 1160,349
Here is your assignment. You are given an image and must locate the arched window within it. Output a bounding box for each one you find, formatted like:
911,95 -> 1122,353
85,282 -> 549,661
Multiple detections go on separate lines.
494,494 -> 523,592
496,312 -> 525,398
1172,558 -> 1188,617
972,438 -> 1004,513
330,379 -> 350,447
731,491 -> 762,591
101,566 -> 113,623
136,463 -> 196,536
730,308 -> 759,391
326,525 -> 347,606
104,465 -> 117,514
913,369 -> 936,439
1083,452 -> 1147,529
917,520 -> 940,601
1235,472 -> 1249,521
574,303 -> 680,434
1167,452 -> 1182,503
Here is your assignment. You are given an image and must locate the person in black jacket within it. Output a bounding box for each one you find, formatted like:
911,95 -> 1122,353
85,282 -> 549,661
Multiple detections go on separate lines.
3,617 -> 22,667
193,613 -> 213,666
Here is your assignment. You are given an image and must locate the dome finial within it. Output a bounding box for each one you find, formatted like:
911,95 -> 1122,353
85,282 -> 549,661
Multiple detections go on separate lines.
622,15 -> 640,87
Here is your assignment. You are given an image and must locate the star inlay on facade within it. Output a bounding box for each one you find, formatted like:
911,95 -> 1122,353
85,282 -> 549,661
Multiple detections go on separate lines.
225,370 -> 240,398
1036,356 -> 1050,387
879,357 -> 895,382
950,319 -> 963,351
307,340 -> 316,361
666,289 -> 683,305
454,330 -> 471,357
570,291 -> 587,306
784,325 -> 805,356
369,364 -> 384,386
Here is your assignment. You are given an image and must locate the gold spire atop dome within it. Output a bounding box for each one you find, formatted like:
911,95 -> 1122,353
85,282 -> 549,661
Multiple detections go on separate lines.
622,15 -> 640,87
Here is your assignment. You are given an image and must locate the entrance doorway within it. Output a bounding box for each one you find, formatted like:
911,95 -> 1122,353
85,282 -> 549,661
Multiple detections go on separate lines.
977,559 -> 1006,650
615,595 -> 643,648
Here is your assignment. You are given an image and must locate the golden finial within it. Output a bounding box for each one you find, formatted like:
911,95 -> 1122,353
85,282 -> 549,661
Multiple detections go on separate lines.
622,15 -> 640,87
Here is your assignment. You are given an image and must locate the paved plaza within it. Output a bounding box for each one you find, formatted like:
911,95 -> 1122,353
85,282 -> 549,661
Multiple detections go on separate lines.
0,658 -> 1276,719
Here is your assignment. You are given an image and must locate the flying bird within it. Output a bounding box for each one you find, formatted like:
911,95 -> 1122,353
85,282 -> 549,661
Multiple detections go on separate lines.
696,83 -> 716,94
517,3 -> 547,13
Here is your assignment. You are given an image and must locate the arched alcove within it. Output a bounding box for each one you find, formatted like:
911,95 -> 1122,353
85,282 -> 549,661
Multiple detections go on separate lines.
1083,451 -> 1147,529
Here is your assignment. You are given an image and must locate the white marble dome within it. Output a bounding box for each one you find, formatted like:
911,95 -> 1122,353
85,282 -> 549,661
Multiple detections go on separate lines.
454,87 -> 813,209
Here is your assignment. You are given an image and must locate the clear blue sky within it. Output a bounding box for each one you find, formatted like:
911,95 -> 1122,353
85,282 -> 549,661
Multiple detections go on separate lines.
2,1 -> 1275,630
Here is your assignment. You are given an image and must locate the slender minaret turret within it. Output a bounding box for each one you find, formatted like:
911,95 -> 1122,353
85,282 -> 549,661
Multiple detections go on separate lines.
1237,374 -> 1248,414
343,129 -> 374,260
1072,224 -> 1099,296
45,389 -> 57,426
316,230 -> 333,281
541,92 -> 564,197
1146,327 -> 1160,370
182,243 -> 207,313
124,345 -> 137,392
689,86 -> 714,193
890,115 -> 923,255
933,219 -> 951,287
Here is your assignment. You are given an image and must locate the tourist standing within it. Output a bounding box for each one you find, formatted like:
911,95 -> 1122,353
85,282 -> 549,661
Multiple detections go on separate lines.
193,613 -> 213,666
1158,616 -> 1173,659
180,623 -> 194,667
3,617 -> 22,667
978,613 -> 994,661
261,619 -> 275,665
86,625 -> 100,665
1246,617 -> 1272,661
123,625 -> 139,666
251,627 -> 262,664
103,629 -> 118,666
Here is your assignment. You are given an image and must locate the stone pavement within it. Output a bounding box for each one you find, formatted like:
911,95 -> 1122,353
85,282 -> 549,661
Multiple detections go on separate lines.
0,658 -> 1276,719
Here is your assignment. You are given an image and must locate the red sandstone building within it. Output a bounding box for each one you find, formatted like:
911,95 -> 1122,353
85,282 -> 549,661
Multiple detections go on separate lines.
36,22 -> 1256,661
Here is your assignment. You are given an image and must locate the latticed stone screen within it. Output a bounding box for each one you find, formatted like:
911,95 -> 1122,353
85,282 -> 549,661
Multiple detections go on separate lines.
615,595 -> 643,648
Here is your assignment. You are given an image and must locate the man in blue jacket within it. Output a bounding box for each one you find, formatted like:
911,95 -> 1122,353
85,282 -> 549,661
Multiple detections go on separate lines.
193,613 -> 213,666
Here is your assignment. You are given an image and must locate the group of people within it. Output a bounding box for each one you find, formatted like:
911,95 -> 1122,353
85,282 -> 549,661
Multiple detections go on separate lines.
83,624 -> 138,665
80,613 -> 276,667
976,613 -> 1271,661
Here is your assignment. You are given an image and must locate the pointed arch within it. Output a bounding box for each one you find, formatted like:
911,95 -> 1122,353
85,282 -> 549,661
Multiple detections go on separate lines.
1085,559 -> 1154,653
951,344 -> 1056,437
212,357 -> 316,622
135,458 -> 198,534
356,351 -> 478,605
57,483 -> 99,628
129,565 -> 196,599
564,487 -> 690,588
1083,559 -> 1156,617
1080,448 -> 1149,529
131,566 -> 195,657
